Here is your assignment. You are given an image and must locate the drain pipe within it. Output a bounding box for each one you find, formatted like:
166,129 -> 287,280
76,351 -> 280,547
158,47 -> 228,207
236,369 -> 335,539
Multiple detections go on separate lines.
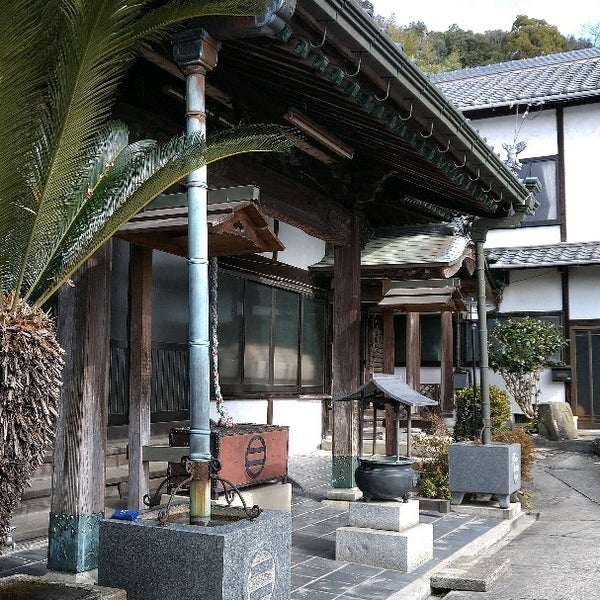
173,28 -> 221,524
470,178 -> 541,445
171,2 -> 297,525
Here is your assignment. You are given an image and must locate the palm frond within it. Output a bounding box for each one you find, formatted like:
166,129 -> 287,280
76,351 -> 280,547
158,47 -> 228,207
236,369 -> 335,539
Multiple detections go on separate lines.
32,124 -> 291,306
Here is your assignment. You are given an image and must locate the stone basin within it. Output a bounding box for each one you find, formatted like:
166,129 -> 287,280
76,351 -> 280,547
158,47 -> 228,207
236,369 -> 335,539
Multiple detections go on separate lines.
98,502 -> 291,600
0,575 -> 124,600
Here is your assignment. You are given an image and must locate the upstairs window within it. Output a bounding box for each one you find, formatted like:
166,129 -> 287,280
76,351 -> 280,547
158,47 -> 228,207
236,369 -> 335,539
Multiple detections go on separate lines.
519,156 -> 558,225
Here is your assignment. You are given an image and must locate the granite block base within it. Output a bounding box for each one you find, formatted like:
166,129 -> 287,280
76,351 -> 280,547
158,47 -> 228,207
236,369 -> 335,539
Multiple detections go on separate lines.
336,522 -> 433,572
348,499 -> 420,531
97,504 -> 291,600
449,443 -> 521,509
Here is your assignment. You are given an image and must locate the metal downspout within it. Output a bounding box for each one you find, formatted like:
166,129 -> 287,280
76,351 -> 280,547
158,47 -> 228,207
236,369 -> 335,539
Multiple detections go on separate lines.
170,3 -> 297,525
173,29 -> 221,524
470,177 -> 541,445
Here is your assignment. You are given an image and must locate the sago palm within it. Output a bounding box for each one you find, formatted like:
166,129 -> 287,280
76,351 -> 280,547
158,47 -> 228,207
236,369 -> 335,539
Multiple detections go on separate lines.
0,0 -> 289,548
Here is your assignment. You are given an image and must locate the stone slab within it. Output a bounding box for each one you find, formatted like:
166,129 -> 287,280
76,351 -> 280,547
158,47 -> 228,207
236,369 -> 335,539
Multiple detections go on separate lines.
431,555 -> 510,592
451,501 -> 521,520
418,497 -> 451,513
336,522 -> 433,572
348,499 -> 419,531
98,505 -> 291,600
0,574 -> 126,599
323,486 -> 363,501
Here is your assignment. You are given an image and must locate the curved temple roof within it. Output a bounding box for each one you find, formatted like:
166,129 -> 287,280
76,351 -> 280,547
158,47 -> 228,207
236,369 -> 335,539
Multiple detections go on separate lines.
334,374 -> 438,407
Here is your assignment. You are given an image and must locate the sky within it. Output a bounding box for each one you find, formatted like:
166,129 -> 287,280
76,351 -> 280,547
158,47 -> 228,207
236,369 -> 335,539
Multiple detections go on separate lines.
371,0 -> 598,39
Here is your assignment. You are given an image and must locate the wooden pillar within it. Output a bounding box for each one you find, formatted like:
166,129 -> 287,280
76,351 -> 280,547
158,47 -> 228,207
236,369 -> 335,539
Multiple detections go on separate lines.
440,311 -> 454,414
48,243 -> 112,573
127,245 -> 153,510
383,308 -> 397,456
406,312 -> 421,390
331,215 -> 361,488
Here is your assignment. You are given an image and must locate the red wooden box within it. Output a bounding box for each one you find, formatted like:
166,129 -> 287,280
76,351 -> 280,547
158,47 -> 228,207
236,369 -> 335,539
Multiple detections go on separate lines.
168,424 -> 289,494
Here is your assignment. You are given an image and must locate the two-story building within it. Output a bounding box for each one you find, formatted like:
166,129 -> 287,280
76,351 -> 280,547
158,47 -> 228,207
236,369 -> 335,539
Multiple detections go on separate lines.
432,47 -> 600,427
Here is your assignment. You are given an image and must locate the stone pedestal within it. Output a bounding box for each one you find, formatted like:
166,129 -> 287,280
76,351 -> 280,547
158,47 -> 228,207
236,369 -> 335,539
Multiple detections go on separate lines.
97,504 -> 291,600
449,442 -> 521,509
336,500 -> 433,572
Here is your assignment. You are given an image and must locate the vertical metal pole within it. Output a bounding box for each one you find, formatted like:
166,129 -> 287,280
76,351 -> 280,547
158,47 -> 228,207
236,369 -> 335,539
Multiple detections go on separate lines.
395,405 -> 401,462
476,241 -> 491,445
173,29 -> 220,524
471,321 -> 478,437
406,405 -> 412,459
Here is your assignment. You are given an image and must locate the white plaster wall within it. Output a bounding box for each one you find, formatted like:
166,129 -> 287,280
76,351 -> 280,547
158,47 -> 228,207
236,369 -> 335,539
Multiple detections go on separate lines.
472,110 -> 560,249
485,226 -> 561,248
470,109 -> 557,160
210,397 -> 323,456
210,400 -> 270,426
497,268 -> 562,313
563,104 -> 600,242
569,266 -> 600,319
271,398 -> 323,455
487,369 -> 566,413
264,221 -> 326,270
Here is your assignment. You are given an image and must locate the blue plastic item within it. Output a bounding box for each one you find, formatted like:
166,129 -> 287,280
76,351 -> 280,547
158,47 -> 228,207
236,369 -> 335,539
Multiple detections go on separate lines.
111,509 -> 139,521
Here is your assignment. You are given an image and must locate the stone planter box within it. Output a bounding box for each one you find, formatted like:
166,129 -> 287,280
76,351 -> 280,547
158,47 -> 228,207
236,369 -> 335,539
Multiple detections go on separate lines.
449,442 -> 521,509
97,504 -> 291,600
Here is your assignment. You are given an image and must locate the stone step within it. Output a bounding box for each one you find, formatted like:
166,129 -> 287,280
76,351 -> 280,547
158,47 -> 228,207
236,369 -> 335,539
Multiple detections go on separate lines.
431,555 -> 511,592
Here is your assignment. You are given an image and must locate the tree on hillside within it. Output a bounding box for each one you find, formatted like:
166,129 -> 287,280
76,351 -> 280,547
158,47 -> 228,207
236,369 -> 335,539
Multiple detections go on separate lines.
503,15 -> 568,58
0,0 -> 289,549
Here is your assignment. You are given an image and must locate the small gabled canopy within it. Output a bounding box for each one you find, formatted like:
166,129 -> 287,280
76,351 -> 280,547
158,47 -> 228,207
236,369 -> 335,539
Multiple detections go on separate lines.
378,279 -> 467,312
334,374 -> 438,408
116,186 -> 284,258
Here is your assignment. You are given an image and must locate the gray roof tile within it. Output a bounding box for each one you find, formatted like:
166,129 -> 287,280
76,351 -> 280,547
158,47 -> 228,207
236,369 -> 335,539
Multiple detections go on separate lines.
310,224 -> 471,270
431,48 -> 600,111
486,241 -> 600,268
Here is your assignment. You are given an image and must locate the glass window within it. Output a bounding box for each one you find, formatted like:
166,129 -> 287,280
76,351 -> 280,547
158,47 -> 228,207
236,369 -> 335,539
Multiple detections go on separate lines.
302,298 -> 325,387
217,273 -> 244,385
216,271 -> 326,393
520,157 -> 558,225
394,314 -> 442,366
273,289 -> 300,385
244,281 -> 272,385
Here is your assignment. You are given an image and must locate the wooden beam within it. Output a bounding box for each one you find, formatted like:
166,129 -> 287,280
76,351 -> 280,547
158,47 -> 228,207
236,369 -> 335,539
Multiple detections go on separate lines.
440,311 -> 454,414
331,214 -> 361,487
49,243 -> 112,572
382,307 -> 397,456
210,155 -> 352,244
128,245 -> 153,510
406,313 -> 421,391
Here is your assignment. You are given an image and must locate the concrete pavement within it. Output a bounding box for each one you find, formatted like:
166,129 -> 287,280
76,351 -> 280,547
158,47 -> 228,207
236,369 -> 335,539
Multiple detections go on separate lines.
1,436 -> 598,599
435,437 -> 600,600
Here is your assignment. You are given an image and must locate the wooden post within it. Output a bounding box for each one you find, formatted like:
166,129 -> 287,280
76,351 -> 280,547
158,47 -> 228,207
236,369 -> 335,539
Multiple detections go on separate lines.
127,245 -> 153,510
406,312 -> 421,390
48,243 -> 112,573
383,308 -> 397,456
440,311 -> 454,414
331,215 -> 361,488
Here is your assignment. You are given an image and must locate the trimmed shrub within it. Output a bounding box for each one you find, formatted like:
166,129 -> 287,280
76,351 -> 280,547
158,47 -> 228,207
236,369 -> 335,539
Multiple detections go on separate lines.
412,432 -> 451,500
454,384 -> 512,441
492,428 -> 535,482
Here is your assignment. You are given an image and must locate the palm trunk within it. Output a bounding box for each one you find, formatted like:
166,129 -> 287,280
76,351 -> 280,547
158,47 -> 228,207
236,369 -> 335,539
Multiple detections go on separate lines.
0,294 -> 64,549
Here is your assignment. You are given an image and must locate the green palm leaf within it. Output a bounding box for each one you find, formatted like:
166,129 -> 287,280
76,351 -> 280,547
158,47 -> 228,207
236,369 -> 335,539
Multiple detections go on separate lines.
0,0 -> 279,305
32,124 -> 291,306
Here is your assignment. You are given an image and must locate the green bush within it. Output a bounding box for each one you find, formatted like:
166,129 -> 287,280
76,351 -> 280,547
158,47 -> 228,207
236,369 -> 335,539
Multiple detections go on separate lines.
454,385 -> 512,441
412,433 -> 451,500
492,428 -> 535,482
